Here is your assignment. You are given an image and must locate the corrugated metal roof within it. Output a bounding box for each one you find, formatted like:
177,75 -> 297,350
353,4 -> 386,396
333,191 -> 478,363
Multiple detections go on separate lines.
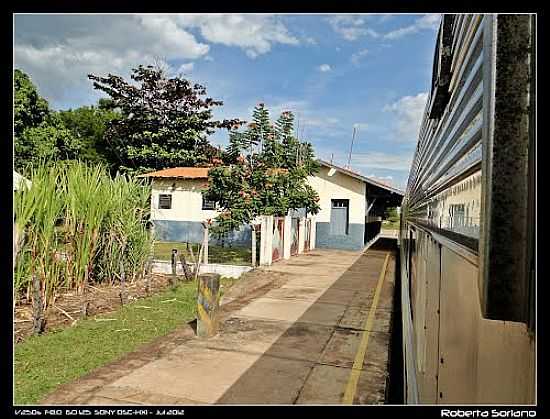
137,167 -> 210,179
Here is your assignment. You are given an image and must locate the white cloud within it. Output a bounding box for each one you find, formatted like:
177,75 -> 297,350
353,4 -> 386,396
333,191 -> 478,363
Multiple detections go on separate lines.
383,14 -> 440,40
377,14 -> 394,23
175,14 -> 299,58
176,62 -> 194,74
351,151 -> 413,171
14,15 -> 212,106
304,36 -> 317,45
327,15 -> 380,41
14,14 -> 300,106
367,174 -> 393,180
136,15 -> 210,58
366,174 -> 395,186
383,92 -> 428,142
350,48 -> 369,66
328,14 -> 440,43
353,122 -> 369,130
318,64 -> 332,72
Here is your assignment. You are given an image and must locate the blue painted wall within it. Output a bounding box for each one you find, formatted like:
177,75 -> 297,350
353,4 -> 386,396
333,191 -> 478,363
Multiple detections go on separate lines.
153,220 -> 252,246
315,222 -> 365,250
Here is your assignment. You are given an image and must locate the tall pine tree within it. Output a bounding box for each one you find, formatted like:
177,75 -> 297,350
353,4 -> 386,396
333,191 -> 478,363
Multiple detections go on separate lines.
205,104 -> 320,236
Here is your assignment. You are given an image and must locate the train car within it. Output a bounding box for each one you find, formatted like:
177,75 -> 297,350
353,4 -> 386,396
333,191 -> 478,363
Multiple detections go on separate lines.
399,14 -> 536,404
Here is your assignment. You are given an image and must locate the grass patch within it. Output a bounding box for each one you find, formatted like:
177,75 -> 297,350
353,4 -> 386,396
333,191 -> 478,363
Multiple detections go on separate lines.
14,276 -> 236,405
382,221 -> 400,230
154,241 -> 251,266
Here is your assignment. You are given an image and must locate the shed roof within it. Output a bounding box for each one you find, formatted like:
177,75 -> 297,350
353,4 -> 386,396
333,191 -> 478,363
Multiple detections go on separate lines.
137,167 -> 210,179
317,159 -> 404,196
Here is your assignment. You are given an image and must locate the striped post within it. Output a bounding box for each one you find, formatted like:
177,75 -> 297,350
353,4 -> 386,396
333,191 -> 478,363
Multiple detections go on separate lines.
196,273 -> 221,338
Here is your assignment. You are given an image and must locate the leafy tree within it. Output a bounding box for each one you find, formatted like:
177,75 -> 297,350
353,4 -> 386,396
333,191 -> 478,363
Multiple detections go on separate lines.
15,114 -> 83,170
57,104 -> 121,170
14,69 -> 49,138
88,65 -> 242,176
14,69 -> 83,172
205,103 -> 320,236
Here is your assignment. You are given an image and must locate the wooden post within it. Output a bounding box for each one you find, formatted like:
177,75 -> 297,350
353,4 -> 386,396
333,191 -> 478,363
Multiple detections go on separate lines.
119,259 -> 127,305
203,225 -> 209,265
251,224 -> 257,267
196,273 -> 221,338
179,253 -> 192,281
145,256 -> 152,296
32,274 -> 45,335
171,248 -> 178,285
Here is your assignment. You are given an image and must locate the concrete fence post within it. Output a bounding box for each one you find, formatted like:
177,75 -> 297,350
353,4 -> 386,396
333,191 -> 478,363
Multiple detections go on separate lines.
251,224 -> 257,267
260,215 -> 274,266
310,217 -> 317,250
283,215 -> 292,260
298,217 -> 305,254
203,225 -> 209,265
171,248 -> 178,285
196,273 -> 221,338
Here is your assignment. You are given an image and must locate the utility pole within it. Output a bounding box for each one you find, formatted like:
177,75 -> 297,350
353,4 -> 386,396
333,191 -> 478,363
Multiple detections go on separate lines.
347,127 -> 357,169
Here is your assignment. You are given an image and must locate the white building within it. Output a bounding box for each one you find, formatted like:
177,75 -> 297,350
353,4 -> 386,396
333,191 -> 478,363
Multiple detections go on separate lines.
140,161 -> 404,250
138,167 -> 251,245
310,160 -> 404,250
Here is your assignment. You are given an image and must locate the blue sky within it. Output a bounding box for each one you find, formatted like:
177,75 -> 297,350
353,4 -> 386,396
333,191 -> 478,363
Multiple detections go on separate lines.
14,14 -> 440,189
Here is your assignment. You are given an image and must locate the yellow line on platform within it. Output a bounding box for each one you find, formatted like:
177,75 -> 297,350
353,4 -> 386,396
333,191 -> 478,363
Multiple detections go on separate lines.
342,252 -> 390,404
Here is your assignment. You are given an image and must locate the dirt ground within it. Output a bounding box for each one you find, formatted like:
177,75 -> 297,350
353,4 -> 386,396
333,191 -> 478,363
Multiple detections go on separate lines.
14,264 -> 290,344
14,273 -> 181,343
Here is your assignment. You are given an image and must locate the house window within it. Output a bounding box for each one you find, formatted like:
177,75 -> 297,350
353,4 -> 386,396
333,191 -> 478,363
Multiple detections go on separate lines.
202,195 -> 216,210
159,194 -> 172,209
330,199 -> 349,235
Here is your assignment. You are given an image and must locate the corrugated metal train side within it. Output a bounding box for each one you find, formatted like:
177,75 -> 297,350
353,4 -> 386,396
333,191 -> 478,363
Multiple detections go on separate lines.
399,14 -> 536,404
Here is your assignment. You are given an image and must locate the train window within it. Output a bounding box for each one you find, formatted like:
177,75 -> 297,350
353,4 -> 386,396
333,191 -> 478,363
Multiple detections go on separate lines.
427,15 -> 454,120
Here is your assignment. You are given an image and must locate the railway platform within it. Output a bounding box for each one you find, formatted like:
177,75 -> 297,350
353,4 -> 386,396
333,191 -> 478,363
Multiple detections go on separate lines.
42,241 -> 398,405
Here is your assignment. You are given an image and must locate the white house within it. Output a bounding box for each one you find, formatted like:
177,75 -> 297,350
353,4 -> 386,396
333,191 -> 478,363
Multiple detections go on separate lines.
138,167 -> 251,245
139,161 -> 404,251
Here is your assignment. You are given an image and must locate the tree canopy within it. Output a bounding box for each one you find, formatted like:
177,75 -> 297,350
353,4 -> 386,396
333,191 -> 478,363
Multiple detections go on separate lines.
88,65 -> 242,176
204,103 -> 320,236
14,69 -> 83,173
57,103 -> 120,170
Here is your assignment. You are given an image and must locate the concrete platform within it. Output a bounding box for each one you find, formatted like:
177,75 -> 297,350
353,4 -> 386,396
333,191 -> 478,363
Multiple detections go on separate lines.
41,246 -> 397,405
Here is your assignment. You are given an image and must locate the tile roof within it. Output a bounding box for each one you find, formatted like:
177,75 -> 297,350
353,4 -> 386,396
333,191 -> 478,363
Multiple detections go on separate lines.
137,167 -> 210,179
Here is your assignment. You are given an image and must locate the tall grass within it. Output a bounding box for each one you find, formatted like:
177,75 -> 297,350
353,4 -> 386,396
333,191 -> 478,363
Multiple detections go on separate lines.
14,164 -> 64,310
94,174 -> 152,284
13,161 -> 153,315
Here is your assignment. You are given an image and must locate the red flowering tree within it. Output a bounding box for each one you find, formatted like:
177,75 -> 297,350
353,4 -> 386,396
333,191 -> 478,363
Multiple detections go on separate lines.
204,103 -> 320,236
